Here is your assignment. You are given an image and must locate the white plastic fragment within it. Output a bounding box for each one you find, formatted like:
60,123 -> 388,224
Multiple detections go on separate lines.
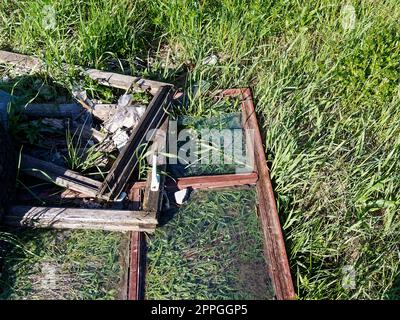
104,100 -> 146,133
150,154 -> 160,192
175,188 -> 188,205
112,128 -> 130,150
202,54 -> 218,66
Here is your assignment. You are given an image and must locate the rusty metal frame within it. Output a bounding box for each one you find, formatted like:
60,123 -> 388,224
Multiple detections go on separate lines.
220,88 -> 295,300
130,172 -> 258,191
126,88 -> 295,300
126,188 -> 144,300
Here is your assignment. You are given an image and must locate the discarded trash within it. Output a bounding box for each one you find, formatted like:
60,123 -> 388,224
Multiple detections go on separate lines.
104,103 -> 146,133
150,154 -> 160,192
102,93 -> 146,134
174,188 -> 188,205
202,54 -> 218,66
92,104 -> 118,121
112,128 -> 130,150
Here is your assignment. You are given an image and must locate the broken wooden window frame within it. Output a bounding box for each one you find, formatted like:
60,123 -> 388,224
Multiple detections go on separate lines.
0,51 -> 294,300
126,88 -> 295,300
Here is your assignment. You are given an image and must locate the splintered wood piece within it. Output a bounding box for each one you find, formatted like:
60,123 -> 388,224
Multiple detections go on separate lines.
5,206 -> 157,232
20,154 -> 102,198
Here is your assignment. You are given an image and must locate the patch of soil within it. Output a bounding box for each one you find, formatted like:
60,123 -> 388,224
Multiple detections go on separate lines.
235,260 -> 274,300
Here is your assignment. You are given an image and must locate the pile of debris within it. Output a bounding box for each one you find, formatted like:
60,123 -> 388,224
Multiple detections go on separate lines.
0,50 -> 296,300
0,50 -> 173,233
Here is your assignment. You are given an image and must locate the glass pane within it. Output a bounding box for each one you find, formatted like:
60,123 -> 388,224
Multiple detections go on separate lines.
145,188 -> 274,300
169,112 -> 253,177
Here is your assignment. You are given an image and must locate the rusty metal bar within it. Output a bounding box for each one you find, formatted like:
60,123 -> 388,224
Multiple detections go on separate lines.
129,172 -> 258,191
128,231 -> 143,300
126,188 -> 143,300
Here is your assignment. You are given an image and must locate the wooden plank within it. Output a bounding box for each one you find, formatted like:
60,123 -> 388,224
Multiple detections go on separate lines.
0,50 -> 172,96
85,69 -> 171,96
0,50 -> 43,71
4,206 -> 157,232
20,154 -> 102,198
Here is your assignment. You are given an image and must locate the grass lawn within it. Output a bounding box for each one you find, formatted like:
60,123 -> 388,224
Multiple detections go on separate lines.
0,229 -> 128,299
0,0 -> 399,299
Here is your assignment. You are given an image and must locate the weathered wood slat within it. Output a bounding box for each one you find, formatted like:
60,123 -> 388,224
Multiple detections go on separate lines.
0,50 -> 172,96
85,69 -> 171,96
5,206 -> 157,232
0,50 -> 43,71
20,154 -> 102,198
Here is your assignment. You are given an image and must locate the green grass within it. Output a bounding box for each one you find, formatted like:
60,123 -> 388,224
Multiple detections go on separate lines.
146,189 -> 273,300
0,229 -> 128,300
0,0 -> 399,299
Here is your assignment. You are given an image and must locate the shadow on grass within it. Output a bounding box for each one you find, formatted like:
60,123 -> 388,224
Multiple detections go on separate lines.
0,228 -> 54,299
386,276 -> 400,300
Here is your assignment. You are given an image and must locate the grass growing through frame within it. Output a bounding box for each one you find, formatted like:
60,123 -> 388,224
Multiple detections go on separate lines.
146,189 -> 274,300
171,110 -> 250,177
0,229 -> 128,300
0,0 -> 399,299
